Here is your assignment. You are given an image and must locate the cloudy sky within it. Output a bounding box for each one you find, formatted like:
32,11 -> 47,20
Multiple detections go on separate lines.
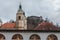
0,0 -> 60,26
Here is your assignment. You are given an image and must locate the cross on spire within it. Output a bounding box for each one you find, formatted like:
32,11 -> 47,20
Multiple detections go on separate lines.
18,0 -> 22,11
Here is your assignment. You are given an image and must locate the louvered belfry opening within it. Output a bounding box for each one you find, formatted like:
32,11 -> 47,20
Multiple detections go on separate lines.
30,34 -> 40,40
12,34 -> 23,40
47,34 -> 58,40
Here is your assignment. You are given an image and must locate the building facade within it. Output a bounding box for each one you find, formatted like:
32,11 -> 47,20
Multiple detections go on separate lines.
0,30 -> 60,40
0,3 -> 60,40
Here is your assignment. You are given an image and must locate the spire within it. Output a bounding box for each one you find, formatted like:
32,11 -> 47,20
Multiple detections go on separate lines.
19,4 -> 22,10
17,0 -> 25,15
19,0 -> 22,10
18,3 -> 23,12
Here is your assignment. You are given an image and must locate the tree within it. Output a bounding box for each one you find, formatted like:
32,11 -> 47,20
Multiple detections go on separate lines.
45,18 -> 49,22
9,19 -> 15,23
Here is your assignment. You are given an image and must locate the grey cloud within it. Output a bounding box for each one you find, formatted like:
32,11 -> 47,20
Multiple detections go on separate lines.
0,0 -> 60,26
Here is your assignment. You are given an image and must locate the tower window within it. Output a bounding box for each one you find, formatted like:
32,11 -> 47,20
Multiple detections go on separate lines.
18,16 -> 21,20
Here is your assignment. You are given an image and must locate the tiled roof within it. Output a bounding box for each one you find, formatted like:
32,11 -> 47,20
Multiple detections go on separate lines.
34,22 -> 60,30
1,23 -> 15,29
0,21 -> 60,30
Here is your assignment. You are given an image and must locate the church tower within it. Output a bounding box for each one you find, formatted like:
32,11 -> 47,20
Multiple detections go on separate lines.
16,4 -> 27,30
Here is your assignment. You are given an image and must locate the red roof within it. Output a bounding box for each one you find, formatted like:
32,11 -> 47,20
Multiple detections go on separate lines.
1,21 -> 60,30
34,22 -> 60,30
1,23 -> 15,28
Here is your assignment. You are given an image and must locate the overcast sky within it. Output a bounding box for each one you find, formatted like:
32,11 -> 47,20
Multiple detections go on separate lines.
0,0 -> 60,26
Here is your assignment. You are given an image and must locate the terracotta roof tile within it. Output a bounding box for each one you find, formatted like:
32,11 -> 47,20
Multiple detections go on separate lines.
34,22 -> 60,30
1,23 -> 15,28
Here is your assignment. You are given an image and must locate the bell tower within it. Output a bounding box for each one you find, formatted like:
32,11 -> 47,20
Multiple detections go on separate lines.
16,4 -> 27,30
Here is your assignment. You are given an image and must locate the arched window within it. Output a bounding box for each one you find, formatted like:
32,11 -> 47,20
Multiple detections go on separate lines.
18,16 -> 21,20
0,34 -> 5,40
47,34 -> 58,40
12,34 -> 23,40
30,34 -> 40,40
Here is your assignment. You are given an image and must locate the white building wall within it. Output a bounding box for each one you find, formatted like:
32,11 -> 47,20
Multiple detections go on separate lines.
0,32 -> 60,40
